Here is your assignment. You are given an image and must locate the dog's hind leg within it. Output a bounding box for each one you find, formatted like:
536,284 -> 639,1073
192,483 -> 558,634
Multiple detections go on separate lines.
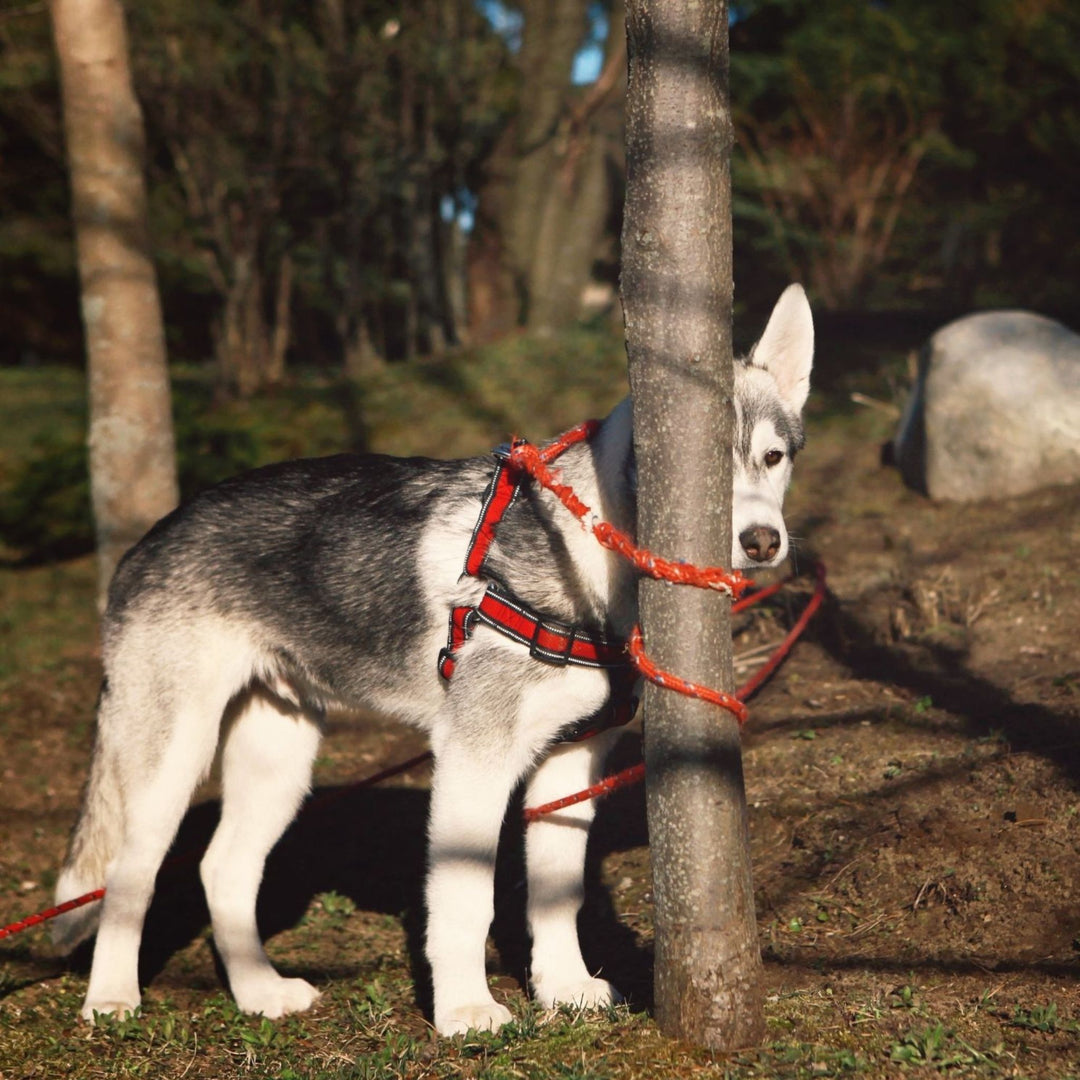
200,692 -> 321,1019
79,664 -> 234,1022
524,730 -> 622,1012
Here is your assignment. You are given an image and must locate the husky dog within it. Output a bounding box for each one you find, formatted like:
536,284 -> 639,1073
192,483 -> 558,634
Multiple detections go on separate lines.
53,285 -> 813,1036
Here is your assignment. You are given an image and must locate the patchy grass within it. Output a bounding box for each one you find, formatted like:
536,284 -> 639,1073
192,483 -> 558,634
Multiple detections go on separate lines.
6,975 -> 1078,1079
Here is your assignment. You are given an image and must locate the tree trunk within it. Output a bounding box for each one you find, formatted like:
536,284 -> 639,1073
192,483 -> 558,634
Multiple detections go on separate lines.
50,0 -> 178,610
267,252 -> 293,386
621,0 -> 764,1050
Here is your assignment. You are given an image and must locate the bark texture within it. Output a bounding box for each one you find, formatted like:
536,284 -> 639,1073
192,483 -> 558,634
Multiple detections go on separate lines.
51,0 -> 178,607
621,0 -> 765,1049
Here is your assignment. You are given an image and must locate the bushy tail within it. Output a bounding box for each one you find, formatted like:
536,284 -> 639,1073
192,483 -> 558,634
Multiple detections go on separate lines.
51,739 -> 124,953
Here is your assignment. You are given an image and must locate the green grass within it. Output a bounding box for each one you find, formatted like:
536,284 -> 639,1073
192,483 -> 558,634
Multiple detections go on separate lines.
0,326 -> 628,562
0,366 -> 87,470
351,324 -> 629,458
7,982 -> 1075,1080
0,325 -> 628,467
0,555 -> 96,681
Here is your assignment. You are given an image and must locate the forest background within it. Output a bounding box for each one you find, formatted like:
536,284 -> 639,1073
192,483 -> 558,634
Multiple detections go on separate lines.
2,0 -> 1078,380
1,0 -> 1079,559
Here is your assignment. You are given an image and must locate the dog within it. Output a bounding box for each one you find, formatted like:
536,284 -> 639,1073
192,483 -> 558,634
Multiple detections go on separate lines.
52,284 -> 813,1036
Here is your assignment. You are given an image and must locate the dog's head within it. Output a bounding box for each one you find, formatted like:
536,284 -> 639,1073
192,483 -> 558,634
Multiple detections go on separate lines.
731,284 -> 814,570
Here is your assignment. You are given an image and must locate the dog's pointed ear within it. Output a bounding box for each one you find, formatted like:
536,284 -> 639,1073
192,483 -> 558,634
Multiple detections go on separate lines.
749,284 -> 814,414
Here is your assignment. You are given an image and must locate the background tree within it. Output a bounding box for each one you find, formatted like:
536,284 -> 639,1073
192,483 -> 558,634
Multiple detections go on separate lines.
898,0 -> 1080,312
0,3 -> 78,367
728,0 -> 1080,315
468,0 -> 627,339
49,0 -> 178,606
129,0 -> 513,388
731,0 -> 955,310
623,0 -> 764,1049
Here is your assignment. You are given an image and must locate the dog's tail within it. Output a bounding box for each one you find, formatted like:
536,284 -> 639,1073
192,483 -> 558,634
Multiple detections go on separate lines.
51,726 -> 124,952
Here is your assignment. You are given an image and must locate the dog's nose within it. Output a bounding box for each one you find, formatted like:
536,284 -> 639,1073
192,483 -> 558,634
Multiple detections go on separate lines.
739,525 -> 781,563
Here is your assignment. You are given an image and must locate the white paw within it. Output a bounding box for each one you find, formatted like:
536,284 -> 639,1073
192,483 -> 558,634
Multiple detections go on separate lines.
435,1000 -> 513,1036
233,975 -> 320,1019
535,977 -> 620,1012
80,998 -> 141,1023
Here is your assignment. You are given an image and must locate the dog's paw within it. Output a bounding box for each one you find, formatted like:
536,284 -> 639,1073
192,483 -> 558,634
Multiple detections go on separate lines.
80,998 -> 141,1023
535,977 -> 620,1012
435,1000 -> 513,1037
233,975 -> 320,1019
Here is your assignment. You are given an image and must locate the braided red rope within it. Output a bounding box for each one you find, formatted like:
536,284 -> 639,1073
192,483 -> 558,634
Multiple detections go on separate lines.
511,432 -> 752,598
734,560 -> 826,701
509,423 -> 758,764
0,889 -> 105,941
522,562 -> 827,822
514,420 -> 826,823
627,625 -> 749,723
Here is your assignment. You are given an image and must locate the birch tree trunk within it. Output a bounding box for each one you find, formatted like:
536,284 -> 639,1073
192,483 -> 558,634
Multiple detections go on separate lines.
621,0 -> 764,1049
50,0 -> 178,609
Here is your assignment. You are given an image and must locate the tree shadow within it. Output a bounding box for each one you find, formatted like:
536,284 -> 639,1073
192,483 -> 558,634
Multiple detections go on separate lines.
797,543 -> 1080,784
492,732 -> 654,1013
765,951 -> 1080,983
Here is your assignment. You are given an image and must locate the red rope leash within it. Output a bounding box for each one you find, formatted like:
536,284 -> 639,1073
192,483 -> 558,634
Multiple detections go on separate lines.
511,427 -> 826,717
0,889 -> 105,941
509,434 -> 752,599
0,572 -> 825,941
523,763 -> 648,822
627,625 -> 749,725
735,561 -> 826,701
522,562 -> 827,822
2,424 -> 825,941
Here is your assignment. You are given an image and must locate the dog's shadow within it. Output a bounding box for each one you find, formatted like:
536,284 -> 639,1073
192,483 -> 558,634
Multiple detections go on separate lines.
74,734 -> 653,1019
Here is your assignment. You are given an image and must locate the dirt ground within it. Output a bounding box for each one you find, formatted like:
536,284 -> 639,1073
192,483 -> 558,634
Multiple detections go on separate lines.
1,400 -> 1079,1077
748,408 -> 1080,1064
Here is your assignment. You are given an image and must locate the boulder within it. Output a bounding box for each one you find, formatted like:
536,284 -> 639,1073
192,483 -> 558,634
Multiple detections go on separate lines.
892,310 -> 1080,501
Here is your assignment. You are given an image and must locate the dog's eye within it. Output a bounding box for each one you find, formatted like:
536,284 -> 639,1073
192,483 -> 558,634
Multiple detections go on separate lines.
764,449 -> 784,467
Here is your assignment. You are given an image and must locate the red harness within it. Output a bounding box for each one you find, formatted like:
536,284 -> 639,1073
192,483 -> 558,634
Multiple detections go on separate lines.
437,426 -> 636,739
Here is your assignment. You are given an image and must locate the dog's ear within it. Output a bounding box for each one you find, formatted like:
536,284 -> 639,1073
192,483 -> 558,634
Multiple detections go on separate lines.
749,284 -> 814,414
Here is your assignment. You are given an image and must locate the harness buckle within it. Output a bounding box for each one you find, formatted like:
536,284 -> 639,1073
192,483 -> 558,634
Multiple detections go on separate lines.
528,617 -> 577,666
437,645 -> 457,680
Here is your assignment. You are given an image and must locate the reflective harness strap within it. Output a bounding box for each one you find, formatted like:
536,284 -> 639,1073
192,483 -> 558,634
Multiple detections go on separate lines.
437,446 -> 521,682
437,435 -> 637,739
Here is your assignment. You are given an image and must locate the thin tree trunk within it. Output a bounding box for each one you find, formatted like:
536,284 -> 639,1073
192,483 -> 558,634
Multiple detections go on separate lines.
468,0 -> 622,339
621,0 -> 764,1049
50,0 -> 178,610
267,252 -> 293,386
215,241 -> 270,399
525,2 -> 626,334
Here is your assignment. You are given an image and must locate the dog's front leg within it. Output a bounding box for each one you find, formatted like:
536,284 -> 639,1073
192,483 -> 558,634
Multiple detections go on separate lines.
524,730 -> 622,1012
425,731 -> 521,1036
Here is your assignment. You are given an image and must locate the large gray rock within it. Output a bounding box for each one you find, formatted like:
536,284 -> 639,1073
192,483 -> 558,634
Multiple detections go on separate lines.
892,310 -> 1080,501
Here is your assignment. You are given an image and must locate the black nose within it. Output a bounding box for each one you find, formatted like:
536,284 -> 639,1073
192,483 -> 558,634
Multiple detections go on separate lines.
740,525 -> 781,563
